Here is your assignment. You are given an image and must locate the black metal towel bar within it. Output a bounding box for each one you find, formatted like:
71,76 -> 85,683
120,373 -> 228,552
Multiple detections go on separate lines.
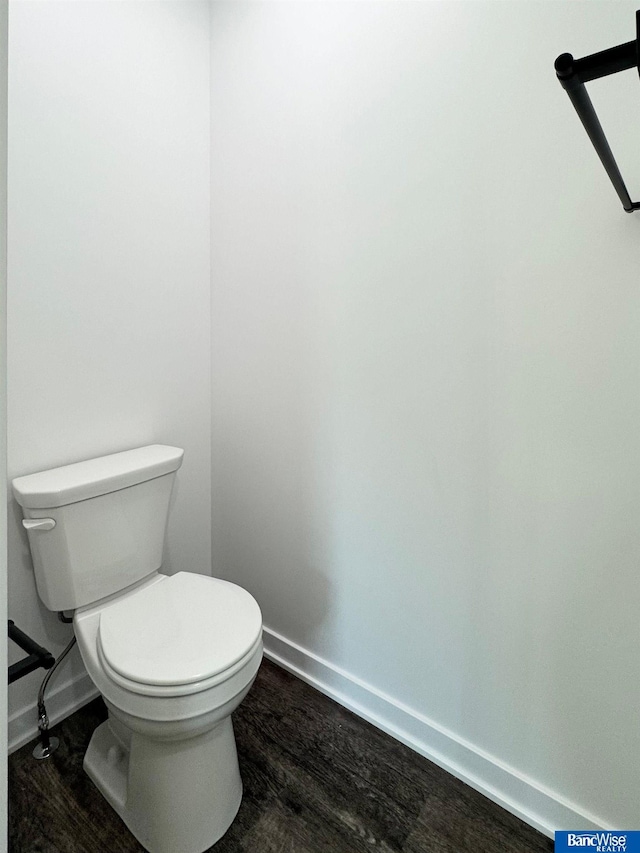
8,620 -> 55,684
555,10 -> 640,212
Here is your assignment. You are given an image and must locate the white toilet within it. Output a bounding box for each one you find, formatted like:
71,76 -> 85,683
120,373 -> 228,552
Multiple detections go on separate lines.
12,445 -> 263,853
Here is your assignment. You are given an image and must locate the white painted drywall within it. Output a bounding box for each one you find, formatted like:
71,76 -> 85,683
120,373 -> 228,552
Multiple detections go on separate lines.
7,0 -> 211,746
210,1 -> 640,831
0,0 -> 7,843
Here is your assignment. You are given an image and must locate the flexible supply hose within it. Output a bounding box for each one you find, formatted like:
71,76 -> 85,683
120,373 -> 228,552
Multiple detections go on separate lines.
35,633 -> 77,758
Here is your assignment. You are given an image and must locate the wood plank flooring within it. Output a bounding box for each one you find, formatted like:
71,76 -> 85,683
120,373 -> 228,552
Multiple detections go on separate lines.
9,659 -> 553,853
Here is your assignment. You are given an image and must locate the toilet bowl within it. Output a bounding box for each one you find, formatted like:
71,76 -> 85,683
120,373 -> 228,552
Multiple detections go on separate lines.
12,445 -> 263,853
74,571 -> 263,853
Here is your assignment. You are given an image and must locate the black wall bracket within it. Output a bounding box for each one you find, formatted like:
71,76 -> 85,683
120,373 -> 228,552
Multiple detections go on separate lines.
555,11 -> 640,212
8,620 -> 55,684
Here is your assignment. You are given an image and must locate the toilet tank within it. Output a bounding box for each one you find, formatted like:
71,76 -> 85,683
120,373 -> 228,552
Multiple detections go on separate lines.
12,445 -> 184,612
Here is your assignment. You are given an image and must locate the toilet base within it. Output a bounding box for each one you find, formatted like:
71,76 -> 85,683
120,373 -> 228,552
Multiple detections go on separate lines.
84,714 -> 242,853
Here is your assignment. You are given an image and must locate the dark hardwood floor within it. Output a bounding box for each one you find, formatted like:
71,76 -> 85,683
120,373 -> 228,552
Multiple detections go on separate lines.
9,659 -> 553,853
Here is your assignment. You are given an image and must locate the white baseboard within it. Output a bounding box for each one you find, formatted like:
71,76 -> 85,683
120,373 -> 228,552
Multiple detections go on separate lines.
9,672 -> 99,755
7,626 -> 611,837
262,626 -> 609,839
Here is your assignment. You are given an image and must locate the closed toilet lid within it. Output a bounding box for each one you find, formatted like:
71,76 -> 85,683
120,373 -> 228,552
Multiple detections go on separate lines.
98,572 -> 262,687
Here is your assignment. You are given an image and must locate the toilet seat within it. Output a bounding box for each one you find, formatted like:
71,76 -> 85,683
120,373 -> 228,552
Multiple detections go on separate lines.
97,572 -> 262,698
97,634 -> 263,699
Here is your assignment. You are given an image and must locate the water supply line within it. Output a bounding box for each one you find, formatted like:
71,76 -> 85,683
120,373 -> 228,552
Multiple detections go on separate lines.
33,613 -> 76,760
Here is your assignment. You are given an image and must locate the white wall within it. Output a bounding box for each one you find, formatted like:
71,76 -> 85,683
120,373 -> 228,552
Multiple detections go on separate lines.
0,0 -> 7,845
7,0 -> 211,749
210,1 -> 640,833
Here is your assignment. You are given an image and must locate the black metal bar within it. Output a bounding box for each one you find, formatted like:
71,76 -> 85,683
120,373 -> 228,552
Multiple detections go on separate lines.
637,10 -> 640,84
9,654 -> 49,684
569,41 -> 636,83
555,16 -> 640,214
8,620 -> 55,685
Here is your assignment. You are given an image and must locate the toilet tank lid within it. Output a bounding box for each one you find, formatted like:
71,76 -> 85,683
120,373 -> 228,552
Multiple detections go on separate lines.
12,445 -> 184,509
